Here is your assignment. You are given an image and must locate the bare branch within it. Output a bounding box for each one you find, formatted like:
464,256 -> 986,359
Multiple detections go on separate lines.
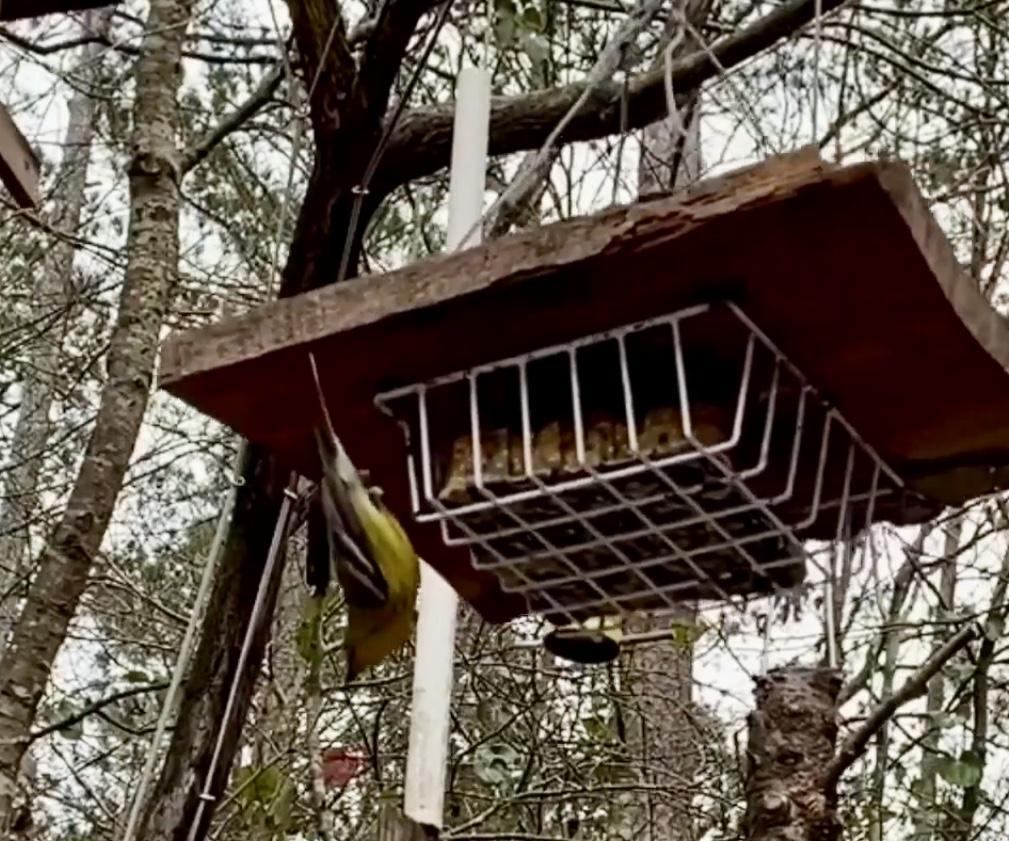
825,622 -> 978,788
28,681 -> 169,744
180,64 -> 285,176
379,0 -> 850,191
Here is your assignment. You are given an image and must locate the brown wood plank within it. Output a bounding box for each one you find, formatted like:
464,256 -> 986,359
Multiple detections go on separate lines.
0,102 -> 38,208
157,148 -> 1009,622
0,0 -> 119,20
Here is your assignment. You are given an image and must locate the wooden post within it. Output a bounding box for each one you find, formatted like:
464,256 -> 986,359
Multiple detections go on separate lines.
744,667 -> 843,841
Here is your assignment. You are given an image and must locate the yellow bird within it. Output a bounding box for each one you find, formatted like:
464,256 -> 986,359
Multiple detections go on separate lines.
309,356 -> 421,682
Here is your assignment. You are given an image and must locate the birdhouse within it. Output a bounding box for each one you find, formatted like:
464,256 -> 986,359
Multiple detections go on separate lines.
157,148 -> 1009,626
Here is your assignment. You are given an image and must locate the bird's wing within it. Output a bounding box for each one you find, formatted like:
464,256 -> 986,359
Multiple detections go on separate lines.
315,427 -> 389,608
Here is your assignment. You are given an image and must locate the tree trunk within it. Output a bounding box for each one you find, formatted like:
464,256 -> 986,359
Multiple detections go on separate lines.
0,7 -> 113,649
744,667 -> 842,841
622,610 -> 702,841
0,0 -> 193,828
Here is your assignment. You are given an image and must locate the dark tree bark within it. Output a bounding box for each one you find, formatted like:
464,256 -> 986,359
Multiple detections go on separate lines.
744,668 -> 843,841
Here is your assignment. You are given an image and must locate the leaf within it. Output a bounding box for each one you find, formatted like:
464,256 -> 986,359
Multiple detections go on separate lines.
494,0 -> 518,46
124,670 -> 149,684
520,33 -> 549,71
236,765 -> 282,805
984,614 -> 1004,641
670,619 -> 708,647
494,14 -> 517,47
910,777 -> 929,802
473,743 -> 519,787
946,661 -> 975,685
929,711 -> 962,730
582,714 -> 611,742
521,5 -> 543,30
271,776 -> 296,830
936,752 -> 983,788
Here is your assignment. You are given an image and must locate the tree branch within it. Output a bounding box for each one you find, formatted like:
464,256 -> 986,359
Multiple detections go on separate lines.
379,0 -> 849,191
0,26 -> 277,65
180,64 -> 285,176
355,0 -> 447,122
284,0 -> 358,136
824,622 -> 978,789
28,681 -> 169,743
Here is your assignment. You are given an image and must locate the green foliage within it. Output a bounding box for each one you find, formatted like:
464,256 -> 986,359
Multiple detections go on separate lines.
937,752 -> 984,789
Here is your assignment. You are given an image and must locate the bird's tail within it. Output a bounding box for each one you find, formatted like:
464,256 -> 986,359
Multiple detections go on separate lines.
307,352 -> 361,487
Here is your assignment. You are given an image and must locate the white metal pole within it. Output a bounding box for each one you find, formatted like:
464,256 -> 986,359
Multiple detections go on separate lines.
403,65 -> 490,829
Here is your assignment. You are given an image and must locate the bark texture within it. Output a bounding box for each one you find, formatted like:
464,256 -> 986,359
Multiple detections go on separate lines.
622,610 -> 702,841
744,667 -> 842,841
0,0 -> 193,828
0,7 -> 113,646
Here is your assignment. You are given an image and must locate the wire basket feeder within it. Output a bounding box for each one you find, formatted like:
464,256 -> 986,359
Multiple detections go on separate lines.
375,301 -> 899,627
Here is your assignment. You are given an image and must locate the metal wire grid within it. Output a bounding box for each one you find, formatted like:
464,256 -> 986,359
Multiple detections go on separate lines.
375,302 -> 904,627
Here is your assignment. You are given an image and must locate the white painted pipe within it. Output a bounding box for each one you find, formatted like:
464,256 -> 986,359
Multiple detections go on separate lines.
403,65 -> 490,830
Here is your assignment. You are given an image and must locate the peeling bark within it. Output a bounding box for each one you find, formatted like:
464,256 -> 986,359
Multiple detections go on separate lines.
744,667 -> 842,841
0,0 -> 194,828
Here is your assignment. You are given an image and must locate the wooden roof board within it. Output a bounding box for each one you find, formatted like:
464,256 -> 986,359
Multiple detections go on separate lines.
0,102 -> 38,208
158,148 -> 1009,622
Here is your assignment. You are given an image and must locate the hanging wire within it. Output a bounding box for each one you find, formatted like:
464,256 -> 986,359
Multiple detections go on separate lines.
812,0 -> 823,144
811,0 -> 834,666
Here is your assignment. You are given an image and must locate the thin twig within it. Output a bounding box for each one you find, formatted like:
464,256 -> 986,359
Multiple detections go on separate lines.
28,681 -> 169,743
180,63 -> 285,175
